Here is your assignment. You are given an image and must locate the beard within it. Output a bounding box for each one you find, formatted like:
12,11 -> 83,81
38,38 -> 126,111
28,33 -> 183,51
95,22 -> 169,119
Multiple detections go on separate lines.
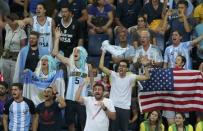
94,93 -> 103,100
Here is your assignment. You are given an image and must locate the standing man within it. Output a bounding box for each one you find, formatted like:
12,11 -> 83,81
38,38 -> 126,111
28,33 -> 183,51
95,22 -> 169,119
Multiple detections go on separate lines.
133,30 -> 163,74
13,31 -> 41,83
17,2 -> 55,56
56,4 -> 83,57
57,0 -> 88,23
99,50 -> 150,131
164,30 -> 203,70
33,87 -> 66,131
75,82 -> 116,131
3,83 -> 36,131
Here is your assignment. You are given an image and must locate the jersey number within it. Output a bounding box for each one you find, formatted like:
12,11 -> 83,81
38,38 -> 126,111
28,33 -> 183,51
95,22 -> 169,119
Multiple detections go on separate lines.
75,77 -> 80,84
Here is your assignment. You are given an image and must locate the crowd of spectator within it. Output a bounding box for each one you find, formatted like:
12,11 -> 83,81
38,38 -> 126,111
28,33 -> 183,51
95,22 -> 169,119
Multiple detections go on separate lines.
0,0 -> 203,131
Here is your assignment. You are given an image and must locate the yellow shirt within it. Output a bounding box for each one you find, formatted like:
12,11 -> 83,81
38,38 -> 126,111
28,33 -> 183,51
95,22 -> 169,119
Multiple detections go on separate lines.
140,121 -> 165,131
196,121 -> 203,131
168,124 -> 193,131
193,4 -> 203,23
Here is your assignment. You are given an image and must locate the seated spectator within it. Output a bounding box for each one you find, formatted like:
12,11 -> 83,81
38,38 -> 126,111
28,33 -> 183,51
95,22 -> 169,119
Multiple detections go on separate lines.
0,13 -> 27,85
128,16 -> 156,46
168,112 -> 193,131
13,31 -> 40,83
87,0 -> 113,39
0,81 -> 9,130
33,86 -> 66,131
196,115 -> 203,131
140,110 -> 165,131
115,0 -> 142,29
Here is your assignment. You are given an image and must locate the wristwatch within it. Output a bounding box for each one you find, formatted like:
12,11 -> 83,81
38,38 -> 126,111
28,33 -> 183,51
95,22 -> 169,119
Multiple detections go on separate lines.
103,106 -> 107,111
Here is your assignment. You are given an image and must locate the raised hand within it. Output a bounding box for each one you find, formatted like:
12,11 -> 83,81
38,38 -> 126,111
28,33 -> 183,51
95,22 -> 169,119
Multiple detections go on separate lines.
55,27 -> 61,38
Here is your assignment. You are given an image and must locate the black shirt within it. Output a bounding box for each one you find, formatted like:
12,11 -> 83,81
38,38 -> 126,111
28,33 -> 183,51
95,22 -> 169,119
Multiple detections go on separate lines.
142,2 -> 164,24
56,18 -> 83,57
116,0 -> 142,28
57,0 -> 86,20
36,101 -> 63,131
25,47 -> 39,72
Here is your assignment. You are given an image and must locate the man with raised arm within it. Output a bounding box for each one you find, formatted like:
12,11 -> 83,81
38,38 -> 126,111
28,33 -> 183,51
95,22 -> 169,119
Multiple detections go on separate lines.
75,81 -> 116,131
99,50 -> 150,131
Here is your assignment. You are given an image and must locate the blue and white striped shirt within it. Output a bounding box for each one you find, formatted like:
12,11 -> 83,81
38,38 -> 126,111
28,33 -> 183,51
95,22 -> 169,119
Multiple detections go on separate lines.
3,98 -> 35,131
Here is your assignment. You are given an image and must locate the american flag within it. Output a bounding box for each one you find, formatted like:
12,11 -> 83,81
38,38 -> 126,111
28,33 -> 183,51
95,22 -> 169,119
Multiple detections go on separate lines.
139,68 -> 203,112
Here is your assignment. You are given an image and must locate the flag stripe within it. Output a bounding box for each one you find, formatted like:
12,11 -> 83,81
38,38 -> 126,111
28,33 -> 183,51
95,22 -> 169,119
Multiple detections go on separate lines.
141,103 -> 203,110
139,92 -> 203,99
141,99 -> 203,105
174,79 -> 203,83
139,69 -> 203,112
141,106 -> 203,112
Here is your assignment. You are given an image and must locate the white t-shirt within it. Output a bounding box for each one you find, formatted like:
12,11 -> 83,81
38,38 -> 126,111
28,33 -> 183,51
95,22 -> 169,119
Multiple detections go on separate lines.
110,71 -> 137,109
83,97 -> 115,131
